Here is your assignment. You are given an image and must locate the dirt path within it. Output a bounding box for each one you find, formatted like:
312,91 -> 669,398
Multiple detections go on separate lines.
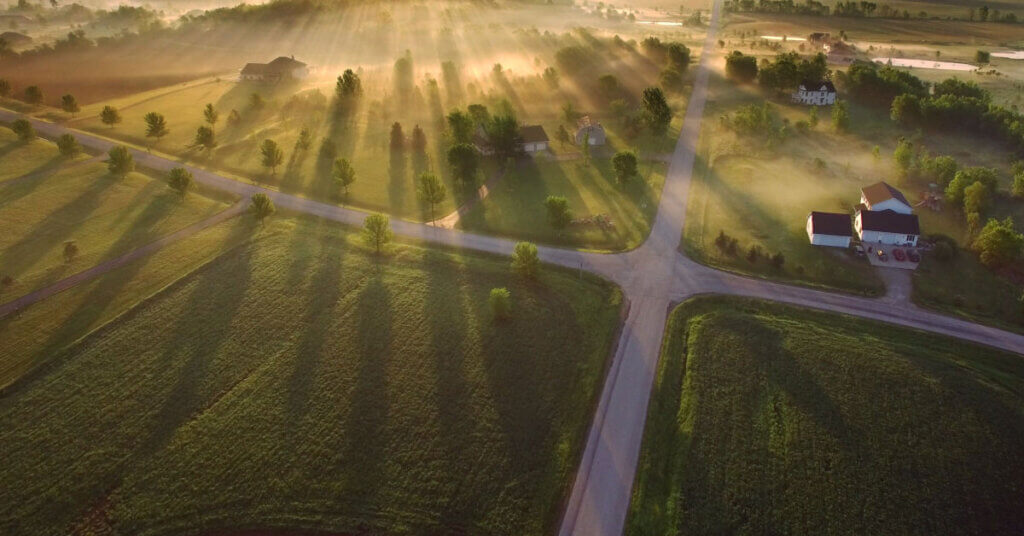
0,200 -> 246,319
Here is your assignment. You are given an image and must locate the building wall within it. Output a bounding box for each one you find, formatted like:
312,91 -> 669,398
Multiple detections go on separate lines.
865,197 -> 912,214
792,90 -> 836,106
860,229 -> 918,246
810,233 -> 851,247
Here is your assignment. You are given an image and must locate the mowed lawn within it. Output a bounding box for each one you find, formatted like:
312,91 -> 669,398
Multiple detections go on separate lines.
0,219 -> 623,536
460,158 -> 667,251
0,159 -> 227,302
628,297 -> 1024,536
0,126 -> 65,183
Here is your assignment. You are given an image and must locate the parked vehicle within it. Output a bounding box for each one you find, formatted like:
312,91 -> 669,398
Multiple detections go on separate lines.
907,249 -> 921,263
876,249 -> 888,262
893,248 -> 906,262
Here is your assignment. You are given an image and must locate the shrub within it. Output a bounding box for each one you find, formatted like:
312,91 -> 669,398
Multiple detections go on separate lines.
725,51 -> 757,82
511,241 -> 540,278
11,118 -> 35,142
544,195 -> 572,230
612,150 -> 639,183
167,168 -> 193,198
973,217 -> 1023,268
488,287 -> 511,320
249,193 -> 275,225
746,244 -> 762,263
770,252 -> 786,270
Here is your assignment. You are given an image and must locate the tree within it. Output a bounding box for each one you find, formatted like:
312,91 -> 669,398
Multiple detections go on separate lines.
297,127 -> 312,151
260,139 -> 284,176
447,143 -> 480,184
390,122 -> 404,151
808,106 -> 819,128
417,172 -> 447,222
332,157 -> 356,197
641,87 -> 672,136
831,100 -> 850,132
106,145 -> 134,177
893,138 -> 914,177
598,74 -> 619,98
556,124 -> 570,147
362,213 -> 393,253
1013,171 -> 1024,199
144,112 -> 168,148
511,241 -> 540,278
410,124 -> 427,152
561,101 -> 581,124
946,167 -> 998,205
56,133 -> 80,157
468,104 -> 490,125
446,110 -> 474,143
544,195 -> 572,230
24,85 -> 42,106
191,126 -> 217,152
335,69 -> 363,100
167,167 -> 193,198
489,287 -> 511,321
975,50 -> 990,64
0,79 -> 10,98
667,42 -> 691,71
203,103 -> 219,131
612,150 -> 639,184
100,105 -> 121,128
973,217 -> 1023,268
318,137 -> 337,160
484,113 -> 521,159
543,66 -> 559,88
249,92 -> 265,111
249,193 -> 275,225
60,94 -> 79,117
11,118 -> 34,141
725,51 -> 758,82
62,241 -> 79,264
963,180 -> 990,216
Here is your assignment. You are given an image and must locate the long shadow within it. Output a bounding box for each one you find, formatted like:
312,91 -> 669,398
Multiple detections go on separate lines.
0,174 -> 117,280
388,149 -> 408,213
340,273 -> 392,506
0,156 -> 75,210
278,136 -> 310,193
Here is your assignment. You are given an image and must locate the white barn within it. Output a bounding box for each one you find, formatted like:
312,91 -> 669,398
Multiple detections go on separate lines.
860,181 -> 912,214
855,209 -> 920,246
806,211 -> 852,247
792,80 -> 837,106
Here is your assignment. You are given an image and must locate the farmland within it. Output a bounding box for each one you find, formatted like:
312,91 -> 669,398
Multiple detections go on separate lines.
627,296 -> 1024,536
0,217 -> 623,535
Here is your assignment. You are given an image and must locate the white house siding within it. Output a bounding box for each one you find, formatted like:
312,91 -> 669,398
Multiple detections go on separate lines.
861,196 -> 912,214
792,90 -> 836,106
859,229 -> 918,246
810,234 -> 851,247
524,141 -> 548,153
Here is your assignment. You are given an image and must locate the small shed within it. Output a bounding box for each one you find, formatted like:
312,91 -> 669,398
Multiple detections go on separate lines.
575,116 -> 606,146
519,125 -> 549,153
860,181 -> 912,214
806,211 -> 853,248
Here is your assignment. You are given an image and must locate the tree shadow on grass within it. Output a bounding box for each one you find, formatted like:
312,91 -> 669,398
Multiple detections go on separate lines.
388,150 -> 408,214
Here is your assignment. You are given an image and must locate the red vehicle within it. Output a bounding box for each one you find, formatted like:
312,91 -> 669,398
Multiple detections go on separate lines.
907,249 -> 921,263
892,248 -> 906,262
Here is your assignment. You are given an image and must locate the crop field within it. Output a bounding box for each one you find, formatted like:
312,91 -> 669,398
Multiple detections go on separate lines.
460,158 -> 668,250
0,158 -> 228,302
627,296 -> 1024,536
0,218 -> 623,536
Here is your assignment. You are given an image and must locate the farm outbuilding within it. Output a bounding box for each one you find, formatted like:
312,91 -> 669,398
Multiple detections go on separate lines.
860,181 -> 912,214
855,209 -> 920,246
806,211 -> 853,248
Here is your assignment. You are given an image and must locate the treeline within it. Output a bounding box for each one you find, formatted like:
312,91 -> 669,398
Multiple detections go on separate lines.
724,0 -> 1020,23
723,51 -> 828,91
837,62 -> 1024,153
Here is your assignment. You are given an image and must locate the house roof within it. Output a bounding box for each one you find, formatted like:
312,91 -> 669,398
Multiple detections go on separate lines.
519,125 -> 549,143
859,209 -> 920,235
861,181 -> 910,208
799,80 -> 836,92
241,56 -> 306,76
808,211 -> 852,236
0,31 -> 31,44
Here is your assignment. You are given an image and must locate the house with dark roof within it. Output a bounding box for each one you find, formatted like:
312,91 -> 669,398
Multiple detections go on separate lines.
575,116 -> 606,146
240,56 -> 309,83
806,211 -> 852,248
791,80 -> 837,106
519,125 -> 549,153
855,209 -> 920,246
860,181 -> 912,214
0,31 -> 32,46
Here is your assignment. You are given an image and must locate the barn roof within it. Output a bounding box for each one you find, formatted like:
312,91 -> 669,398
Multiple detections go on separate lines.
519,125 -> 549,143
808,211 -> 852,236
799,79 -> 836,93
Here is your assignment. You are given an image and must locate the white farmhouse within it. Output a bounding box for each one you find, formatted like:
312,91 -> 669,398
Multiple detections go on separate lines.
860,181 -> 913,214
806,212 -> 853,247
855,209 -> 920,246
791,80 -> 837,106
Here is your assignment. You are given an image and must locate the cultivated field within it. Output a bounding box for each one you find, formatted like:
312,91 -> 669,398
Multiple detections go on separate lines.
0,217 -> 623,535
628,296 -> 1024,536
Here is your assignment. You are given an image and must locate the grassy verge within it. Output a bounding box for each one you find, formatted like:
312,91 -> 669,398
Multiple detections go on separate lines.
0,216 -> 623,536
627,296 -> 1024,536
0,126 -> 64,182
912,253 -> 1024,333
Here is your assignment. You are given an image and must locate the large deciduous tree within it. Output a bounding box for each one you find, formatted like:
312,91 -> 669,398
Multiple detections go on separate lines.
144,112 -> 168,148
167,167 -> 193,198
60,94 -> 79,117
612,150 -> 639,184
447,143 -> 480,184
641,87 -> 672,136
249,193 -> 275,225
107,145 -> 135,177
260,139 -> 284,176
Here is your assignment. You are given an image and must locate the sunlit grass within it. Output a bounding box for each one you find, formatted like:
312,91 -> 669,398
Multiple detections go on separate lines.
0,126 -> 64,183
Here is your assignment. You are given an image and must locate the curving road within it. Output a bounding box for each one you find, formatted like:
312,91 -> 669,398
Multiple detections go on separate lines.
2,2 -> 1022,532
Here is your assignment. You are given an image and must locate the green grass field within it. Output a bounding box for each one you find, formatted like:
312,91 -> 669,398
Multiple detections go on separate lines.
460,157 -> 668,250
0,217 -> 623,536
628,296 -> 1024,536
0,159 -> 228,302
0,126 -> 66,183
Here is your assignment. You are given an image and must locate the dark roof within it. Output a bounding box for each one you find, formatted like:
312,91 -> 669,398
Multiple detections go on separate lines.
519,125 -> 549,143
0,31 -> 31,44
808,211 -> 852,236
800,80 -> 836,92
859,209 -> 920,235
861,181 -> 910,208
241,56 -> 306,76
268,56 -> 307,69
